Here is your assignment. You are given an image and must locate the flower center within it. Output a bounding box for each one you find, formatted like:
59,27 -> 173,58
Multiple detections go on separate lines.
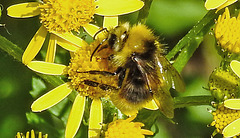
211,104 -> 240,134
67,45 -> 118,99
105,116 -> 153,138
215,8 -> 240,54
38,0 -> 96,33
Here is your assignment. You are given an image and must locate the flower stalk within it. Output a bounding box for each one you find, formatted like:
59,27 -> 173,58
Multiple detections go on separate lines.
166,10 -> 218,72
137,0 -> 153,24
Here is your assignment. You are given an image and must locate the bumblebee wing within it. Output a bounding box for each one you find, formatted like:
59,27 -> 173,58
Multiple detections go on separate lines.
156,55 -> 185,93
133,57 -> 174,118
152,86 -> 174,118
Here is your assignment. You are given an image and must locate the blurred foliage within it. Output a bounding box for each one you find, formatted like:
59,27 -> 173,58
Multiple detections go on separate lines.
0,0 -> 226,138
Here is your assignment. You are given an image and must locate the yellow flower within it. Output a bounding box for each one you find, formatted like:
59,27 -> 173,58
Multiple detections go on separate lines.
210,60 -> 240,137
205,0 -> 237,12
214,8 -> 240,54
210,104 -> 240,137
223,99 -> 240,137
7,0 -> 144,64
105,115 -> 154,138
16,130 -> 48,138
27,43 -> 122,138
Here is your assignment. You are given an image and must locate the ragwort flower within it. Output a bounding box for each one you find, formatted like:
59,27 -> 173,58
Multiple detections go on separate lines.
210,104 -> 240,137
105,115 -> 154,138
208,60 -> 240,137
7,0 -> 144,64
16,130 -> 48,138
27,43 -> 120,138
223,99 -> 240,137
212,60 -> 240,137
205,0 -> 237,12
27,36 -> 158,137
214,8 -> 240,54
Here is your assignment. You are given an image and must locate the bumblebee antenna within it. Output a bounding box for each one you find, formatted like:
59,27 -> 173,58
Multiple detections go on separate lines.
90,38 -> 108,61
93,28 -> 108,40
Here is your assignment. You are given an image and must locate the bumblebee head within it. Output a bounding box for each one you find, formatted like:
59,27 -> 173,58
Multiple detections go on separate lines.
107,23 -> 130,52
90,23 -> 130,61
90,23 -> 157,64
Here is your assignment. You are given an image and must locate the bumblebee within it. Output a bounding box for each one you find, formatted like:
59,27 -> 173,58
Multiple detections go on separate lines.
88,23 -> 185,118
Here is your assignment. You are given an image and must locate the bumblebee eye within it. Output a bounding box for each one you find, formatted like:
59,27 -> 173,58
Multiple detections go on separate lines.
108,34 -> 117,47
121,31 -> 128,43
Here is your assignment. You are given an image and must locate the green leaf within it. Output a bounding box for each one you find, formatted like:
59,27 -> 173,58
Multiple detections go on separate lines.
174,96 -> 214,108
166,10 -> 218,72
48,98 -> 71,125
30,77 -> 47,98
26,112 -> 65,137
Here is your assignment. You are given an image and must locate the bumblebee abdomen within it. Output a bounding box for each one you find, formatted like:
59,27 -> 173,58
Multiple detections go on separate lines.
119,63 -> 152,104
120,79 -> 151,104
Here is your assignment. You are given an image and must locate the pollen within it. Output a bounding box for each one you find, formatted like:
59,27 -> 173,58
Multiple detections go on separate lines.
67,45 -> 118,99
211,104 -> 240,135
38,0 -> 96,33
215,8 -> 240,54
105,116 -> 154,138
208,68 -> 240,101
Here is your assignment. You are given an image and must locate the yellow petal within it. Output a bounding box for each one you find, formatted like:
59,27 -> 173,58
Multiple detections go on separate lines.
126,115 -> 137,122
141,129 -> 154,135
65,95 -> 85,138
45,34 -> 56,62
89,98 -> 102,138
31,83 -> 72,112
16,132 -> 21,138
95,0 -> 144,16
38,132 -> 42,138
223,118 -> 240,137
143,99 -> 159,110
230,60 -> 240,78
103,16 -> 118,29
224,99 -> 240,109
22,25 -> 48,65
52,31 -> 88,48
56,36 -> 79,52
7,2 -> 41,18
83,24 -> 100,37
31,130 -> 35,138
217,0 -> 238,12
27,61 -> 67,75
205,0 -> 227,10
26,132 -> 30,138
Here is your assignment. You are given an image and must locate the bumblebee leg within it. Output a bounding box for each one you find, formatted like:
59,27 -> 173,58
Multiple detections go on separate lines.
77,70 -> 115,76
83,79 -> 118,91
78,67 -> 126,88
117,68 -> 126,88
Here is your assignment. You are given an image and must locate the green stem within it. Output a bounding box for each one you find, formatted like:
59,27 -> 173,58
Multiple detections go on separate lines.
0,35 -> 64,87
166,10 -> 218,72
137,0 -> 153,24
174,96 -> 214,108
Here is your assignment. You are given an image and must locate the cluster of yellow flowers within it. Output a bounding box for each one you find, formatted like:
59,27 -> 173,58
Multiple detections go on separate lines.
204,0 -> 240,137
8,0 -> 240,137
8,0 -> 155,137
